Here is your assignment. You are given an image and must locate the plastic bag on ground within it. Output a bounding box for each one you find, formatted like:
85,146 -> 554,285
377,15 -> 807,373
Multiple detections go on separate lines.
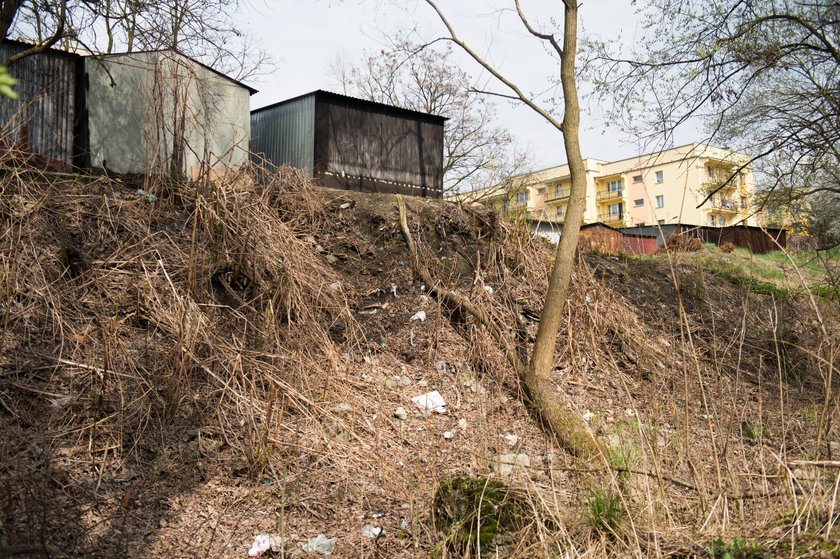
302,534 -> 335,555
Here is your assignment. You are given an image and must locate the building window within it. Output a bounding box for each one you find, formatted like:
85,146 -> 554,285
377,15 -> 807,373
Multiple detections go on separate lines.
718,216 -> 726,226
658,219 -> 665,225
607,179 -> 622,193
608,203 -> 622,216
555,206 -> 563,217
740,196 -> 747,209
655,195 -> 664,208
516,191 -> 528,204
632,174 -> 643,183
655,170 -> 664,183
707,166 -> 715,178
555,184 -> 564,196
537,187 -> 546,195
709,215 -> 716,226
634,199 -> 644,207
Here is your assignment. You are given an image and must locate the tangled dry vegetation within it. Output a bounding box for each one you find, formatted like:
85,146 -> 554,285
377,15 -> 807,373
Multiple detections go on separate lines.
0,167 -> 837,558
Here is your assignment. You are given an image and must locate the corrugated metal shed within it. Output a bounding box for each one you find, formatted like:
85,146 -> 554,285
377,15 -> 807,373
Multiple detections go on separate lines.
250,94 -> 315,174
0,40 -> 80,171
250,90 -> 446,198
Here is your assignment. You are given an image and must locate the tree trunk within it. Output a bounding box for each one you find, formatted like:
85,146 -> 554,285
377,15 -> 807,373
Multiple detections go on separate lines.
522,0 -> 601,458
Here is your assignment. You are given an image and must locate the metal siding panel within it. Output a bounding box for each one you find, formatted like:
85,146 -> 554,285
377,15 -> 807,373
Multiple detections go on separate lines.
250,95 -> 314,175
317,97 -> 444,197
0,43 -> 76,170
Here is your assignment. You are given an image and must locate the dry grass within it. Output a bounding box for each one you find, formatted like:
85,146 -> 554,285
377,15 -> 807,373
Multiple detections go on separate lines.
0,165 -> 837,558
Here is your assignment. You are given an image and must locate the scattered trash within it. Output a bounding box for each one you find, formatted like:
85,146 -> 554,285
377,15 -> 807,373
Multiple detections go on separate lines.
434,361 -> 448,374
626,408 -> 635,417
302,534 -> 335,555
409,310 -> 426,322
390,283 -> 398,297
484,285 -> 494,294
339,202 -> 352,209
443,431 -> 454,440
135,189 -> 156,203
362,525 -> 384,538
495,453 -> 531,477
585,294 -> 592,303
371,511 -> 385,519
324,254 -> 338,264
503,433 -> 519,447
457,418 -> 467,430
394,406 -> 408,420
400,517 -> 410,530
332,403 -> 352,413
582,411 -> 594,422
329,281 -> 342,291
411,390 -> 447,414
420,284 -> 426,291
248,534 -> 282,557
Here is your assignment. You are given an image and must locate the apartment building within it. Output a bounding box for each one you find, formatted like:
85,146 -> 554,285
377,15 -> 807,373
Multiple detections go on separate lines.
459,144 -> 756,227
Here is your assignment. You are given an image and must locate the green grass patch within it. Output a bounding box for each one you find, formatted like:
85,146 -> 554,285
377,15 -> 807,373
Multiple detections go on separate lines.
706,536 -> 771,559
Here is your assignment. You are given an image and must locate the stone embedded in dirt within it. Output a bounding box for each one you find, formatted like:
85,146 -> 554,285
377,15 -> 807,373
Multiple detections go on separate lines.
495,453 -> 531,477
503,434 -> 518,447
457,418 -> 467,430
443,431 -> 454,440
394,407 -> 408,420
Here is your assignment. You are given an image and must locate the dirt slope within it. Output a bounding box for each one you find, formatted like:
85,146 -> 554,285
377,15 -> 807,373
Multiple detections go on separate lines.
0,170 -> 837,558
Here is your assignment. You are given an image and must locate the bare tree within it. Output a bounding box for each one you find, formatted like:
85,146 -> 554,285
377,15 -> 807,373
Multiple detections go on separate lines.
405,0 -> 600,458
589,0 -> 839,211
1,0 -> 272,80
332,36 -> 513,193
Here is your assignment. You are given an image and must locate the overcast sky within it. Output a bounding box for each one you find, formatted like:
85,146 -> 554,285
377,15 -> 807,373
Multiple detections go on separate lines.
237,1 -> 698,170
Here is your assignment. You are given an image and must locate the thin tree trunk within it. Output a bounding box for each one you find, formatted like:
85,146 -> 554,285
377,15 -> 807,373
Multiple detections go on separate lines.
521,1 -> 601,458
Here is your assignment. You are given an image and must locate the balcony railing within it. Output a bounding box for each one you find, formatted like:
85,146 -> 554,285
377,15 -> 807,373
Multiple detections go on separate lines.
597,212 -> 625,225
596,189 -> 623,202
709,200 -> 740,212
545,190 -> 570,203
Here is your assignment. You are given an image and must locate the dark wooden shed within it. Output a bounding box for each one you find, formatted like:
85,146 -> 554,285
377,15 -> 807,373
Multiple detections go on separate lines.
250,90 -> 446,198
0,40 -> 83,171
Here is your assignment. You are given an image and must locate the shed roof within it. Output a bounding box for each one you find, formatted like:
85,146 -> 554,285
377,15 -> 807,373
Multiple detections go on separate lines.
89,49 -> 258,95
2,39 -> 257,94
252,90 -> 448,124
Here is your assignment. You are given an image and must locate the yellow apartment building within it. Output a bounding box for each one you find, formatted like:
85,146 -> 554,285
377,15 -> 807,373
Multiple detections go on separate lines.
456,144 -> 756,228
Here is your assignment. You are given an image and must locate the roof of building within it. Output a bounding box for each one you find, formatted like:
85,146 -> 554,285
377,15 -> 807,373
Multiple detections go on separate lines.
89,49 -> 258,95
2,39 -> 258,94
251,89 -> 448,124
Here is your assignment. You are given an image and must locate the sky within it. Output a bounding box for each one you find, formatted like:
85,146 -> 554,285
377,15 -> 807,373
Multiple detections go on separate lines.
237,1 -> 699,171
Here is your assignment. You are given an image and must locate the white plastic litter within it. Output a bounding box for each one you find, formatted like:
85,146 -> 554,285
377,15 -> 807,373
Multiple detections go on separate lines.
411,390 -> 447,414
484,285 -> 494,294
362,525 -> 384,538
390,283 -> 398,297
443,431 -> 454,440
582,410 -> 594,421
409,310 -> 426,322
248,534 -> 281,557
302,534 -> 335,555
457,418 -> 468,430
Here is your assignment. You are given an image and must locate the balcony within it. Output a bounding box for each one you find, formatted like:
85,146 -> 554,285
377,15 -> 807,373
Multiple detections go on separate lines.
545,190 -> 570,203
596,189 -> 624,202
597,212 -> 625,226
709,200 -> 740,213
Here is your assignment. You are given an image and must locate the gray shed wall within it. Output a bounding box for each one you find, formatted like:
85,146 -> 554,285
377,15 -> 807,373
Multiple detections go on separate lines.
249,95 -> 315,175
85,51 -> 251,176
0,42 -> 78,170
